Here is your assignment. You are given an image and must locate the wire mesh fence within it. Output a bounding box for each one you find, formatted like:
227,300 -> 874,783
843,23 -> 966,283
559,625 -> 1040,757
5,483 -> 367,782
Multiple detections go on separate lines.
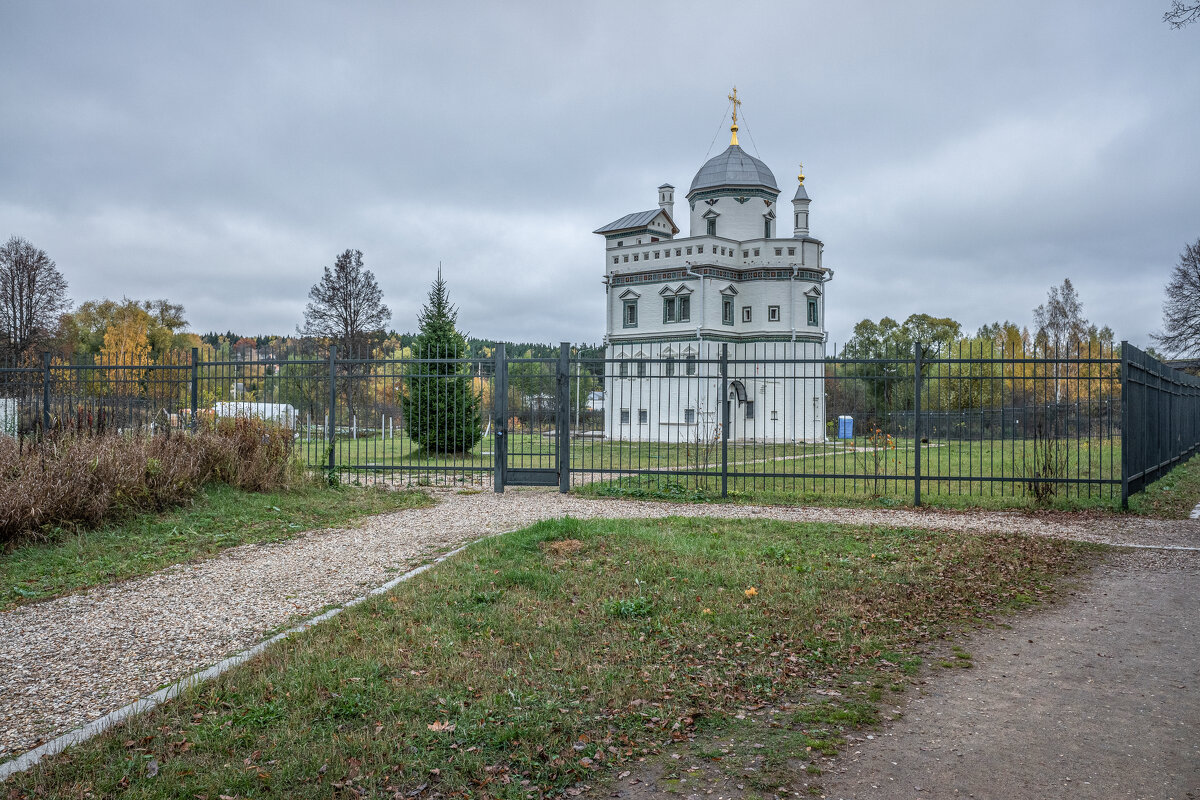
0,339 -> 1193,506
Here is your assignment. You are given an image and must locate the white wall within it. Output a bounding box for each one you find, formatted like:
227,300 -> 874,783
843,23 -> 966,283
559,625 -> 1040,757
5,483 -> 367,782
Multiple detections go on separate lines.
602,341 -> 826,443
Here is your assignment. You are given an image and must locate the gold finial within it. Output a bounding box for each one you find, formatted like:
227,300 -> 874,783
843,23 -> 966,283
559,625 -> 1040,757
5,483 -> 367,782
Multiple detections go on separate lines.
798,162 -> 805,184
728,86 -> 742,146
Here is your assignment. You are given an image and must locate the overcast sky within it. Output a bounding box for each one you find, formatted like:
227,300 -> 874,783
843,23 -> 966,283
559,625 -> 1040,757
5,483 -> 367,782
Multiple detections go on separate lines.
3,1 -> 1197,349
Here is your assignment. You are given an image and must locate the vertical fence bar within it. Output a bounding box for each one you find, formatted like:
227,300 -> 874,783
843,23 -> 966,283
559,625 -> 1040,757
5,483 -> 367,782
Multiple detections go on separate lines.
558,342 -> 571,494
720,343 -> 729,499
190,347 -> 199,433
1120,341 -> 1130,509
494,343 -> 507,493
41,351 -> 51,435
327,345 -> 337,479
913,341 -> 923,507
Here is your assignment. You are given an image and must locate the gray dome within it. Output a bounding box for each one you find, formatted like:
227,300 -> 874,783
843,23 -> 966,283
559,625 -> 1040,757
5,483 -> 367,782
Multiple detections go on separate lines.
688,145 -> 779,195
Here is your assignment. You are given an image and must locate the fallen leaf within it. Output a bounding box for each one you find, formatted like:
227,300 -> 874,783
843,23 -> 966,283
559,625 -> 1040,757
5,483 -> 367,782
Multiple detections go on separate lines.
427,720 -> 456,732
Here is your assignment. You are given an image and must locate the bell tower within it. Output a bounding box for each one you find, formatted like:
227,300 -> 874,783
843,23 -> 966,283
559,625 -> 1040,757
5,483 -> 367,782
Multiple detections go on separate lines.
792,165 -> 811,238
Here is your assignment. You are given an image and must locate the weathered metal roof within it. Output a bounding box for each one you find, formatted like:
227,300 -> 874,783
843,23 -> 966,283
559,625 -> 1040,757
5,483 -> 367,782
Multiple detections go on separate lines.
793,183 -> 809,202
688,145 -> 779,195
593,209 -> 677,235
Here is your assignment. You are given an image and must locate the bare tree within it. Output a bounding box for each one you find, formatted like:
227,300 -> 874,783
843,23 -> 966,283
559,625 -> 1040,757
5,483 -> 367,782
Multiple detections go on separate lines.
299,249 -> 391,355
1164,2 -> 1200,27
0,235 -> 70,361
1152,239 -> 1200,356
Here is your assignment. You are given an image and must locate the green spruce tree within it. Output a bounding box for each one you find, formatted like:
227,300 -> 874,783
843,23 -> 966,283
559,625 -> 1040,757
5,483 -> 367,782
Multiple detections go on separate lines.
403,269 -> 483,454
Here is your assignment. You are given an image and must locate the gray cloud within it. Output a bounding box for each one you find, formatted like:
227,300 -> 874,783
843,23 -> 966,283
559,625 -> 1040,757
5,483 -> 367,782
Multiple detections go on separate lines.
2,0 -> 1197,348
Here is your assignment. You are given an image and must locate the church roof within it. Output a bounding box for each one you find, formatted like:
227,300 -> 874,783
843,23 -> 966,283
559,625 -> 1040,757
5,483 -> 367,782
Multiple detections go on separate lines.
688,145 -> 779,196
793,182 -> 809,201
593,209 -> 678,236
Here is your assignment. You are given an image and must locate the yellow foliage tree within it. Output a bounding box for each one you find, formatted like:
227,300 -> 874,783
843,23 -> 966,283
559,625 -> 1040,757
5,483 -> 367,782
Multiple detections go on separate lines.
98,308 -> 151,396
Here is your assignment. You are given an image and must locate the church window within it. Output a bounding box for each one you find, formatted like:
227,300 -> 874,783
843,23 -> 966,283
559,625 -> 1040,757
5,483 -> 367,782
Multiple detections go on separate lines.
742,306 -> 752,323
697,245 -> 704,253
678,295 -> 690,321
684,408 -> 695,424
623,255 -> 629,263
768,305 -> 780,322
764,219 -> 772,238
623,300 -> 638,328
795,212 -> 799,228
722,297 -> 734,325
787,247 -> 796,256
753,248 -> 760,257
665,359 -> 675,377
620,409 -> 630,424
685,355 -> 697,375
744,401 -> 755,420
775,248 -> 782,256
651,237 -> 659,242
807,297 -> 819,326
675,248 -> 682,256
633,254 -> 639,261
617,240 -> 623,247
638,409 -> 648,424
637,238 -> 642,244
686,247 -> 693,255
706,218 -> 716,236
636,359 -> 647,378
619,360 -> 629,377
742,250 -> 749,258
613,256 -> 618,264
663,296 -> 676,323
654,251 -> 660,259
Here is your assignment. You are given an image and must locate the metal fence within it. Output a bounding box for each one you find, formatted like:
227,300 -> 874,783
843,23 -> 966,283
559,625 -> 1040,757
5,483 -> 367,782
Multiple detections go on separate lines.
1121,342 -> 1200,500
0,339 -> 1195,507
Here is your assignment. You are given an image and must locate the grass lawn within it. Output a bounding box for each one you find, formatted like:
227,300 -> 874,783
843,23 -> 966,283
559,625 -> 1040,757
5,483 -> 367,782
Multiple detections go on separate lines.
1126,453 -> 1200,518
315,431 -> 1125,509
5,516 -> 1101,798
0,483 -> 432,609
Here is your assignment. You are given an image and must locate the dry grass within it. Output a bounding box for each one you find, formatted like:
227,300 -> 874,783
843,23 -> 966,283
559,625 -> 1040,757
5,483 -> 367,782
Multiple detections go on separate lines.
0,418 -> 303,545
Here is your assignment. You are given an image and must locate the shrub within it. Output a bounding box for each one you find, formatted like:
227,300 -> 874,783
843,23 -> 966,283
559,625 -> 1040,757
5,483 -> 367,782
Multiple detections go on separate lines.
0,418 -> 303,545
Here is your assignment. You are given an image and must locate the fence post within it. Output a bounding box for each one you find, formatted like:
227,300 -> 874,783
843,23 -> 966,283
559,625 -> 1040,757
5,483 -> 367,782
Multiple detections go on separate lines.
190,347 -> 199,433
327,345 -> 337,480
1120,340 -> 1130,509
494,343 -> 507,493
913,341 -> 922,507
41,351 -> 51,435
720,342 -> 729,499
557,341 -> 571,494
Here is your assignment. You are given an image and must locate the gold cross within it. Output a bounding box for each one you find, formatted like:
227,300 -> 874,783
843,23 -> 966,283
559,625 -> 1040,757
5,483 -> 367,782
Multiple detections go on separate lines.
728,86 -> 741,125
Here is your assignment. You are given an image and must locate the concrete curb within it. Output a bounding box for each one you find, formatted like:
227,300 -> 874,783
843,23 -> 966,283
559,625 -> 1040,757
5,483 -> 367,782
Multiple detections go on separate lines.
0,539 -> 478,782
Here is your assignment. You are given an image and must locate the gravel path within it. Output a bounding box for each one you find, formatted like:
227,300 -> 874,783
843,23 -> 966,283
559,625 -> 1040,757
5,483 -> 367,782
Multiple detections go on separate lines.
1,489 -> 1197,761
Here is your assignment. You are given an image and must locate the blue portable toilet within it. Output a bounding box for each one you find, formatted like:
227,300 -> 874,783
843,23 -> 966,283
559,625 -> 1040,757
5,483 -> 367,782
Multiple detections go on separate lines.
837,415 -> 854,439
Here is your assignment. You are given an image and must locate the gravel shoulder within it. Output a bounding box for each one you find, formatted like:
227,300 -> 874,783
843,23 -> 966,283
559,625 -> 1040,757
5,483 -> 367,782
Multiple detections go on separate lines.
1,488 -> 1196,762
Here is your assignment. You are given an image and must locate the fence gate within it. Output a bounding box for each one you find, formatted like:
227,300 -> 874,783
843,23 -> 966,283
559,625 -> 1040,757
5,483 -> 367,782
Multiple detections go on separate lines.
493,343 -> 571,492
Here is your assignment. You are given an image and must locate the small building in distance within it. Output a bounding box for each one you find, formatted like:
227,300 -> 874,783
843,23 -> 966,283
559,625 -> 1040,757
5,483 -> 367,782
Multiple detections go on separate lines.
596,90 -> 831,443
213,401 -> 298,429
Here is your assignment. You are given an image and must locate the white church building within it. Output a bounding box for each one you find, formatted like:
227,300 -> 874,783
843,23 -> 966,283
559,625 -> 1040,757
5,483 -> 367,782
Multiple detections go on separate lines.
596,92 -> 831,443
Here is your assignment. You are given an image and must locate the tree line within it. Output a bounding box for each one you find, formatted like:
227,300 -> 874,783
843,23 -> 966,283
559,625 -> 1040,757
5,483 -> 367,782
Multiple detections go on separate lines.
4,234 -> 1200,448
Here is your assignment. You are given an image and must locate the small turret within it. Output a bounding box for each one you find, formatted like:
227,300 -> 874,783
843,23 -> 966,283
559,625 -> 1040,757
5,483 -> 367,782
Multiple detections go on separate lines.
792,166 -> 811,238
658,184 -> 675,219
